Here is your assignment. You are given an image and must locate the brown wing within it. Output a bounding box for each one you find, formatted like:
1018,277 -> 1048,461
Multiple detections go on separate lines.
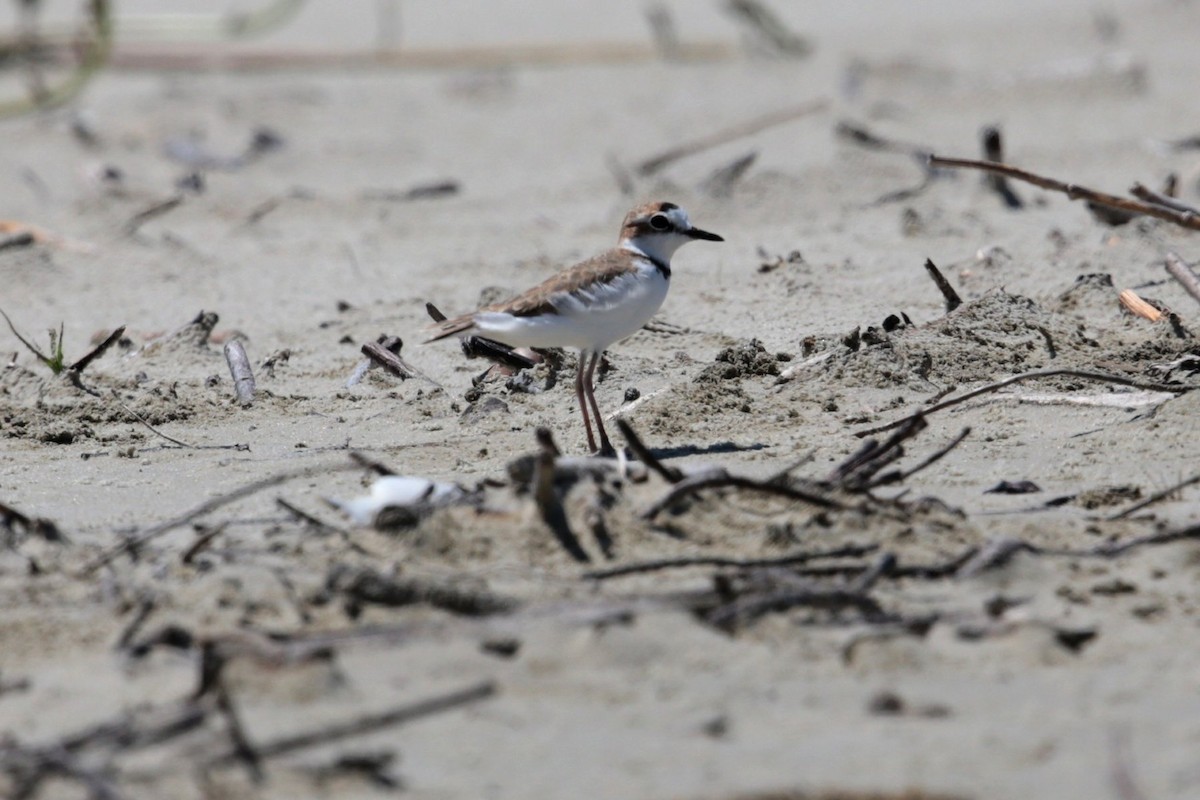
487,248 -> 638,316
424,248 -> 637,342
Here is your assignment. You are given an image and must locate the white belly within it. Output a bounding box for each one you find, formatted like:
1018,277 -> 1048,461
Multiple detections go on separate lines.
472,268 -> 668,352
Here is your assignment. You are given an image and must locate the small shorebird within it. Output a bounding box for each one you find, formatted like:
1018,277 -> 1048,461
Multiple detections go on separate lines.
425,201 -> 723,454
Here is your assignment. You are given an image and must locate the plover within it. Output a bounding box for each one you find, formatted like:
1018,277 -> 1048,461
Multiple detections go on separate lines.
425,201 -> 723,454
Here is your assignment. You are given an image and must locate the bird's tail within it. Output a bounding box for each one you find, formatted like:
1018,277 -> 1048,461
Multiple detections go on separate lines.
422,312 -> 476,343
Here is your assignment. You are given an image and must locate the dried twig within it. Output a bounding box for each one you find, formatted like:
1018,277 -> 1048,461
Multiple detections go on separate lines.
180,523 -> 226,564
1130,182 -> 1199,215
356,335 -> 446,388
704,582 -> 886,629
276,497 -> 344,535
213,682 -> 263,782
532,428 -> 591,563
928,155 -> 1200,231
583,543 -> 878,580
615,418 -> 682,483
834,120 -> 931,158
866,427 -> 972,489
322,565 -> 519,616
831,415 -> 927,488
124,194 -> 184,235
1164,251 -> 1200,307
0,499 -> 66,544
116,401 -> 222,450
1059,524 -> 1200,558
699,151 -> 757,197
69,325 -> 125,374
361,180 -> 460,202
636,98 -> 827,176
1118,289 -> 1164,322
642,466 -> 842,520
855,368 -> 1190,438
0,702 -> 207,799
114,596 -> 158,651
348,451 -> 397,476
0,230 -> 35,251
725,0 -> 813,57
923,258 -> 962,313
81,461 -> 360,574
644,2 -> 680,59
209,681 -> 497,766
1108,472 -> 1200,520
980,125 -> 1022,209
223,338 -> 256,406
361,337 -> 412,380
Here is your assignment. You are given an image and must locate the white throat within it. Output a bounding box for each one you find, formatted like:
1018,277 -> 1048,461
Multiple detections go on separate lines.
621,232 -> 691,268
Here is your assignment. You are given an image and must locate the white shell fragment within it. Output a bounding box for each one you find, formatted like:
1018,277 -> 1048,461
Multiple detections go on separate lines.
329,476 -> 462,526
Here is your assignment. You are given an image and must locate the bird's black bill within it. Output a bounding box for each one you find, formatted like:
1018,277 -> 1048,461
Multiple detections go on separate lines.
687,227 -> 724,241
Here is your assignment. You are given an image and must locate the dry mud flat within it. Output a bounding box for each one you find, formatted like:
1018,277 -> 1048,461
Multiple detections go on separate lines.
5,3 -> 1200,799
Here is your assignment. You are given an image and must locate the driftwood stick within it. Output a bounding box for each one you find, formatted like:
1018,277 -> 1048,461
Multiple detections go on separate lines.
866,427 -> 972,488
706,585 -> 886,628
533,428 -> 590,563
117,402 -> 204,449
213,683 -> 264,782
1086,524 -> 1200,557
1118,289 -> 1164,322
0,499 -> 66,543
834,121 -> 929,158
642,466 -> 842,520
848,552 -> 897,593
124,194 -> 184,235
699,150 -> 757,197
0,230 -> 35,251
583,543 -> 878,580
980,125 -> 1022,208
832,415 -> 928,489
855,368 -> 1190,438
210,681 -> 496,765
361,338 -> 411,380
81,461 -> 360,574
348,451 -> 397,476
69,325 -> 125,374
1165,251 -> 1200,307
324,565 -> 519,615
223,339 -> 256,406
180,523 -> 226,564
1130,182 -> 1199,215
923,258 -> 962,312
637,98 -> 827,175
1108,472 -> 1200,520
615,418 -> 683,483
928,155 -> 1200,231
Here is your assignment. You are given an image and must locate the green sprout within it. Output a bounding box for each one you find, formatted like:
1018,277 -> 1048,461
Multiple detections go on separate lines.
1,308 -> 123,376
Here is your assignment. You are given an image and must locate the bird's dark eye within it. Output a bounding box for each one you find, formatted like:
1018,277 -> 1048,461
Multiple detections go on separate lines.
649,213 -> 671,231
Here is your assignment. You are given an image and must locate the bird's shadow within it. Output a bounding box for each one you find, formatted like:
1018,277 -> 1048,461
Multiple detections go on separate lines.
651,440 -> 768,460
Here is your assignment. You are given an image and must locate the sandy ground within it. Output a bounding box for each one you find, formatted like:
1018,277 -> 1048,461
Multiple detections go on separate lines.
3,2 -> 1200,798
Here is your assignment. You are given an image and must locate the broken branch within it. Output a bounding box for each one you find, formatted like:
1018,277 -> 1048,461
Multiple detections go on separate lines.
223,338 -> 256,406
1165,251 -> 1200,307
855,368 -> 1190,438
923,258 -> 962,313
928,155 -> 1200,231
209,681 -> 496,765
636,98 -> 827,176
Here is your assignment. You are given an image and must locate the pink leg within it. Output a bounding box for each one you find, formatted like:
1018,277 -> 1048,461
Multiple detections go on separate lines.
575,350 -> 598,453
584,351 -> 614,456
